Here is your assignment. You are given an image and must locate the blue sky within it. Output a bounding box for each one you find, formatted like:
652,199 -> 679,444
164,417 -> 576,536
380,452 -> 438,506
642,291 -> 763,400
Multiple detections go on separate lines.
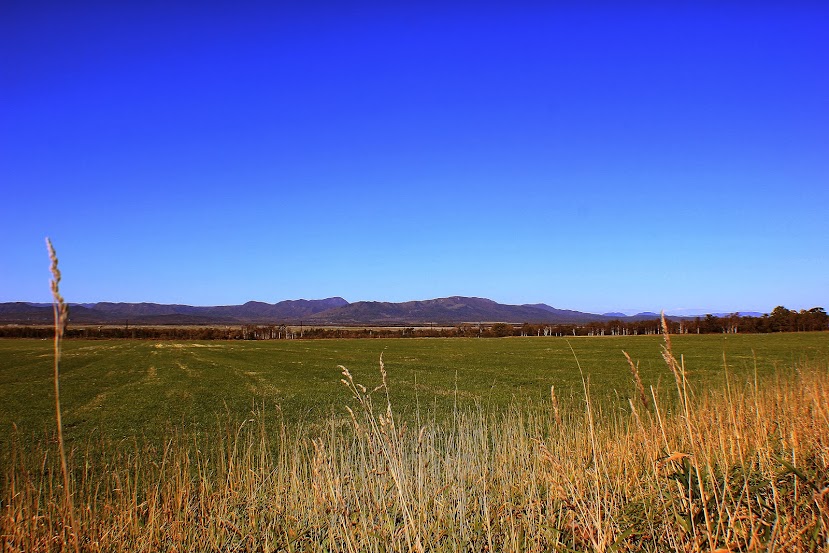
2,3 -> 827,315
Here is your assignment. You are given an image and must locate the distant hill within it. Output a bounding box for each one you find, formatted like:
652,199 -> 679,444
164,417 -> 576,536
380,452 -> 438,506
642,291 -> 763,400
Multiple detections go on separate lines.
309,297 -> 609,324
0,302 -> 112,324
0,298 -> 349,325
0,302 -> 54,324
0,297 -> 769,326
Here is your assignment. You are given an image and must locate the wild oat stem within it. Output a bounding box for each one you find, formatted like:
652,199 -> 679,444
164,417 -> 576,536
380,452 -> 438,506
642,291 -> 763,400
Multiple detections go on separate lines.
46,238 -> 79,553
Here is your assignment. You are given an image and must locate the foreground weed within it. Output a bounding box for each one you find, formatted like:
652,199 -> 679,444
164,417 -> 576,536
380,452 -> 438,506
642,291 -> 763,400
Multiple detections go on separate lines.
46,239 -> 80,553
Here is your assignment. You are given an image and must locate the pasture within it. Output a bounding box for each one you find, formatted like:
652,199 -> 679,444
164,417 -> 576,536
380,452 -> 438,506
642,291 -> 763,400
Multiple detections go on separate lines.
2,332 -> 829,551
1,332 -> 826,448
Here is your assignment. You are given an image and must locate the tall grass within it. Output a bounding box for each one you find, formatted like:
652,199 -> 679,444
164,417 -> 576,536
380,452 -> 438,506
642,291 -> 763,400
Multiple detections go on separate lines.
45,238 -> 78,553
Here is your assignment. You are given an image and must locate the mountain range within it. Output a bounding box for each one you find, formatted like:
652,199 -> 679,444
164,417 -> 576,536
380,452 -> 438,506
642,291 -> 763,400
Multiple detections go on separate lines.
0,297 -> 765,326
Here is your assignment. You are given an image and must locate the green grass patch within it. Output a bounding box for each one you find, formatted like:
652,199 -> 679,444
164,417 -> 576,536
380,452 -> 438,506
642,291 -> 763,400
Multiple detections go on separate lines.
1,333 -> 827,449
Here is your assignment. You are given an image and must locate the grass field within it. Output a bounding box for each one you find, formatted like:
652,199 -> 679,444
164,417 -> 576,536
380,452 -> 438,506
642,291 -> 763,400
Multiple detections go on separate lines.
1,333 -> 828,448
2,333 -> 828,551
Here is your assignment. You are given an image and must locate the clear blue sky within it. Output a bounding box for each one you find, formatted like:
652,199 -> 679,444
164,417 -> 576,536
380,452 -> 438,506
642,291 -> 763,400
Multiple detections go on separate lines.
2,3 -> 827,315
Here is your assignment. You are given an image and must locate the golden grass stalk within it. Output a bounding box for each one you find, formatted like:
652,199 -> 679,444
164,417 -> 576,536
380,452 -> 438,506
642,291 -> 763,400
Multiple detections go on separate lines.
46,238 -> 79,553
550,384 -> 562,426
660,311 -> 684,397
622,350 -> 649,410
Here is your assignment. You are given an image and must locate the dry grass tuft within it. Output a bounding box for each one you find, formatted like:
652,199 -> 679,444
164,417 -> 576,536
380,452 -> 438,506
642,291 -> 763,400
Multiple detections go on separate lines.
622,350 -> 649,411
45,238 -> 79,553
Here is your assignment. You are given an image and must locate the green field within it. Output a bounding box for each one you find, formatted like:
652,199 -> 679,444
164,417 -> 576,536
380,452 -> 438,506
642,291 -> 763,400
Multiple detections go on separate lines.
3,333 -> 829,551
1,332 -> 827,448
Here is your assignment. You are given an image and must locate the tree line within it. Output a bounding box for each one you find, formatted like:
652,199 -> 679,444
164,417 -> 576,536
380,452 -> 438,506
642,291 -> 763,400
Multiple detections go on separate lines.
0,306 -> 825,340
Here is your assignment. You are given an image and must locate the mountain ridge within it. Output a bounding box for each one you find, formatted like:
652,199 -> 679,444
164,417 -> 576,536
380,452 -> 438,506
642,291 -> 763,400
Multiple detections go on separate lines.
309,296 -> 606,324
0,297 -> 768,326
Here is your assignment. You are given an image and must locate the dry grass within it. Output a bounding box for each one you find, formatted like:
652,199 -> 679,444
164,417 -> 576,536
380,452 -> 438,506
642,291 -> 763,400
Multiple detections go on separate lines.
45,238 -> 79,553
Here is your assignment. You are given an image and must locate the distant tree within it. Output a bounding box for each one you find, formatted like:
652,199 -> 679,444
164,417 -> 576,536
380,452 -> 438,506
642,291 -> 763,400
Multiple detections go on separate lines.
491,323 -> 514,337
701,314 -> 721,333
770,306 -> 795,332
520,323 -> 539,336
803,307 -> 828,331
725,313 -> 740,334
